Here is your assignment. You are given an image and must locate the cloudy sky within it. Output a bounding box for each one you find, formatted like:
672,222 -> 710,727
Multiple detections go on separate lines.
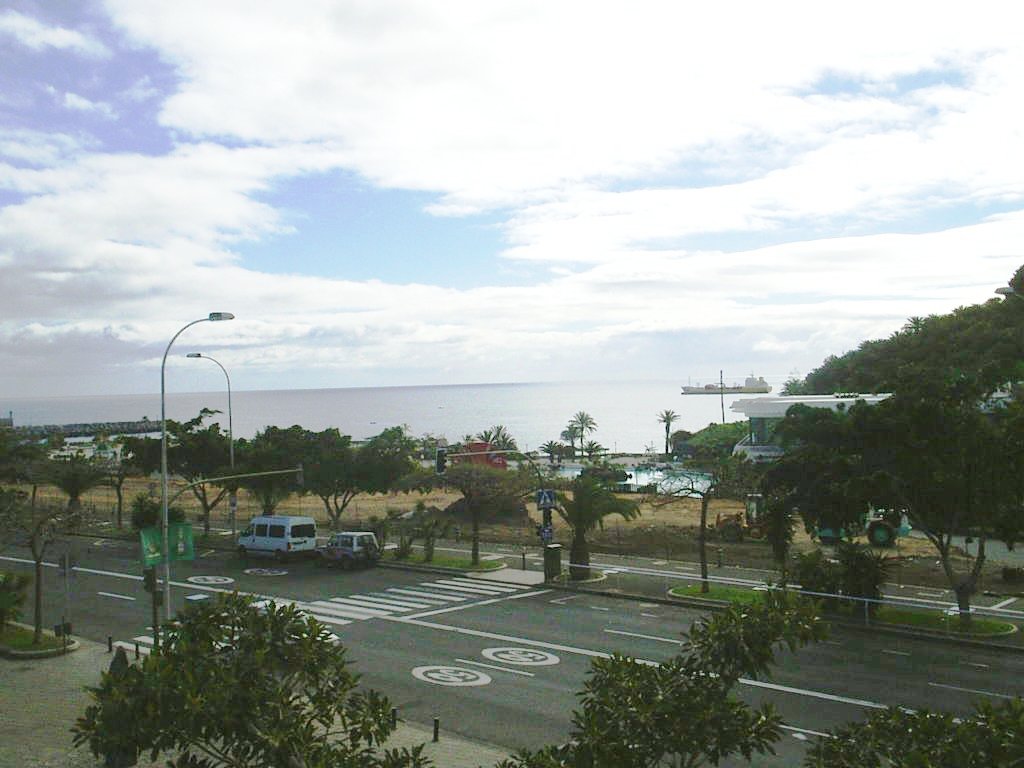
2,1 -> 1023,399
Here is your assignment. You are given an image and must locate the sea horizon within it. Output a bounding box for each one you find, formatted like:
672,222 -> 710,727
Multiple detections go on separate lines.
1,378 -> 770,455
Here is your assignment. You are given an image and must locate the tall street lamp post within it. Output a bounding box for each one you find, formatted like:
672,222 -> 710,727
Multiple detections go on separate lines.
186,352 -> 237,534
161,313 -> 234,620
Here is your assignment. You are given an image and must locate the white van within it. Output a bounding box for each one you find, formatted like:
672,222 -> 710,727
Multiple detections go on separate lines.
237,516 -> 318,561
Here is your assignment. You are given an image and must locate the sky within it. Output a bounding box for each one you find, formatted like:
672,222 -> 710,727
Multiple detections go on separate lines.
2,1 -> 1023,399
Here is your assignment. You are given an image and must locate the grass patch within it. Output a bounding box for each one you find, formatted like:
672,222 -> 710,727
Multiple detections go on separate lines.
0,624 -> 67,651
874,607 -> 1016,636
385,552 -> 504,570
669,584 -> 766,605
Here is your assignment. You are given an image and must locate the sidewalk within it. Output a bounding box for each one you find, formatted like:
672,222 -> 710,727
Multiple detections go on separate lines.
0,637 -> 509,768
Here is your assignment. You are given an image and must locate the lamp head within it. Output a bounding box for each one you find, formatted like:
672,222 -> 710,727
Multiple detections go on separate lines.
208,312 -> 235,322
186,353 -> 202,358
995,286 -> 1016,297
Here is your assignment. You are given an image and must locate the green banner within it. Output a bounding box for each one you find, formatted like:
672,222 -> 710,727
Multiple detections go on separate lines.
139,523 -> 196,566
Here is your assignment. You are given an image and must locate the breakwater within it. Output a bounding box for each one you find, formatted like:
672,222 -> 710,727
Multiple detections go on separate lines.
12,420 -> 160,438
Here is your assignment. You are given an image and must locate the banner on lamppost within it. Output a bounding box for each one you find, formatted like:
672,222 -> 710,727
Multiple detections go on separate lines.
139,523 -> 196,566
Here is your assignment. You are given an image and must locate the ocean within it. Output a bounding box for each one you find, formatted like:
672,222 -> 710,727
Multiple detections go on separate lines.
1,380 -> 766,454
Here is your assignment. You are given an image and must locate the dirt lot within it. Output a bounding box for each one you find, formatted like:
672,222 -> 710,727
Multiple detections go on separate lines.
28,477 -> 1019,593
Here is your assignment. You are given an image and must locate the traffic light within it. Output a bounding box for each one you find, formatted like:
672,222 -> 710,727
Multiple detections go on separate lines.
435,447 -> 447,474
143,567 -> 156,593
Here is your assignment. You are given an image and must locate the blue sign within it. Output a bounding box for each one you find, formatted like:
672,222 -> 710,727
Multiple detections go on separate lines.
536,489 -> 556,509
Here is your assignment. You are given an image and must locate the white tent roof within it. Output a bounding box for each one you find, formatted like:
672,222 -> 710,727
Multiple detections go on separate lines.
730,393 -> 891,418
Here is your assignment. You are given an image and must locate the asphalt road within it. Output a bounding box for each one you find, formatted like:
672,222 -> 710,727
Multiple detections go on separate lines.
3,537 -> 1023,767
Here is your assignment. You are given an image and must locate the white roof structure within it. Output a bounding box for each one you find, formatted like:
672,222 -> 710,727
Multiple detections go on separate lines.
730,393 -> 892,419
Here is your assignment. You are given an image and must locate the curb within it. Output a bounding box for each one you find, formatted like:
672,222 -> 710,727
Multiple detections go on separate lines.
0,621 -> 81,659
377,560 -> 509,577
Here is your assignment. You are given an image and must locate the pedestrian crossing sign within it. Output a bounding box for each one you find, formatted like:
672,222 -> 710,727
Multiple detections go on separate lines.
536,489 -> 556,509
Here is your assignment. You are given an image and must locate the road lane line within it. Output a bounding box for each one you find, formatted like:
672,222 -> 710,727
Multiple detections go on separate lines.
455,658 -> 535,677
967,662 -> 990,669
402,589 -> 549,620
605,629 -> 681,645
590,606 -> 610,611
97,591 -> 135,601
928,682 -> 1014,699
882,649 -> 910,656
199,549 -> 217,558
780,724 -> 831,739
641,613 -> 659,618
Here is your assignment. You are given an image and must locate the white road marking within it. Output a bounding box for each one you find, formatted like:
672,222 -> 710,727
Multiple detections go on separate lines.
590,606 -> 610,611
967,662 -> 990,669
641,613 -> 659,618
386,588 -> 463,603
354,594 -> 434,610
824,640 -> 843,646
447,577 -> 526,592
882,650 -> 910,656
391,616 -> 893,710
992,597 -> 1018,610
199,549 -> 217,558
780,724 -> 831,739
427,580 -> 513,595
97,591 -> 135,601
605,629 -> 680,645
652,560 -> 668,565
455,658 -> 535,677
326,596 -> 408,613
928,682 -> 1014,699
916,591 -> 945,598
402,589 -> 548,620
317,599 -> 390,618
550,595 -> 580,604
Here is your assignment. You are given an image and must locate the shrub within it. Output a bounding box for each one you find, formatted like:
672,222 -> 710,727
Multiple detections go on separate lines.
792,550 -> 840,611
835,541 -> 890,614
0,571 -> 30,635
129,494 -> 184,530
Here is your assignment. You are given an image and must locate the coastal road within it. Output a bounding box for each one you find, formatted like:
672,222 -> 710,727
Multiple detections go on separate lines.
3,541 -> 1024,766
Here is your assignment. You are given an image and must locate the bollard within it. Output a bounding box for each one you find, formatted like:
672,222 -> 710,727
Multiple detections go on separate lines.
716,547 -> 723,568
433,717 -> 440,742
107,636 -> 113,653
522,551 -> 527,570
134,642 -> 139,660
391,707 -> 397,728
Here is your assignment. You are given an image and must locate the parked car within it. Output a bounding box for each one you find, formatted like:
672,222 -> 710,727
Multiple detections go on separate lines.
237,515 -> 318,561
318,531 -> 381,570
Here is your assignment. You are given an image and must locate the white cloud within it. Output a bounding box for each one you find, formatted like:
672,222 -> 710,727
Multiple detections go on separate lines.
0,10 -> 110,57
62,92 -> 118,119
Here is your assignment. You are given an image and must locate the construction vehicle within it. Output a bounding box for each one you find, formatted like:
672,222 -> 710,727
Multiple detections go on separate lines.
816,507 -> 911,547
714,493 -> 766,542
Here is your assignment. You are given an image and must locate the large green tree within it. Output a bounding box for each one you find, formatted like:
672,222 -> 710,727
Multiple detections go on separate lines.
72,593 -> 429,767
556,475 -> 639,580
47,453 -> 105,523
235,425 -> 308,515
444,463 -> 530,565
127,409 -> 233,536
476,425 -> 517,451
498,591 -> 825,768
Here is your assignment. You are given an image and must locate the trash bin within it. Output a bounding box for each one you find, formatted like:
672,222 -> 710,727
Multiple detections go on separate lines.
543,543 -> 562,582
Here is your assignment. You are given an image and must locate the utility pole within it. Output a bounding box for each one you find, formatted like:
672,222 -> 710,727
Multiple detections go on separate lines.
720,369 -> 726,423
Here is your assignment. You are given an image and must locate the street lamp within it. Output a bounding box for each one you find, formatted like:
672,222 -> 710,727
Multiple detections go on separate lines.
996,286 -> 1021,298
186,352 -> 237,534
161,313 -> 234,620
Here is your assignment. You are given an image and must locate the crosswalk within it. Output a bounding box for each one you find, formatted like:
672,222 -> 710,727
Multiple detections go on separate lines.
114,577 -> 535,657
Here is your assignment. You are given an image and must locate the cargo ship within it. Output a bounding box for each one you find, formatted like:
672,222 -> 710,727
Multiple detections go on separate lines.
681,375 -> 772,395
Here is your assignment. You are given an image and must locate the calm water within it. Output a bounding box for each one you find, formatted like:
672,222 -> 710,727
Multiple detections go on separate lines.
1,380 -> 764,454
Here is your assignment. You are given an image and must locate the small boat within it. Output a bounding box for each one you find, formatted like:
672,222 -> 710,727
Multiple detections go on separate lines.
682,375 -> 772,395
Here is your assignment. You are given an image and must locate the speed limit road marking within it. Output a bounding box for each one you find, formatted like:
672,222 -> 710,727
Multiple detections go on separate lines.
411,666 -> 492,687
243,568 -> 288,576
186,575 -> 235,585
481,647 -> 560,666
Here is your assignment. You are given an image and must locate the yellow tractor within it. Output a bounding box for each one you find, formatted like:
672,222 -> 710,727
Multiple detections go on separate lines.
714,493 -> 765,543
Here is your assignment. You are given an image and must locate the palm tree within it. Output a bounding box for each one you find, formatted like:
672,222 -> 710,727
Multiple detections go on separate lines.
557,475 -> 639,580
582,440 -> 605,460
657,409 -> 679,458
559,428 -> 577,457
476,425 -> 517,451
570,411 -> 597,442
49,454 -> 105,523
539,441 -> 561,464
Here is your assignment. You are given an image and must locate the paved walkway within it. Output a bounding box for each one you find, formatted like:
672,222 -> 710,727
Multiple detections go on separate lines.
0,634 -> 509,768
